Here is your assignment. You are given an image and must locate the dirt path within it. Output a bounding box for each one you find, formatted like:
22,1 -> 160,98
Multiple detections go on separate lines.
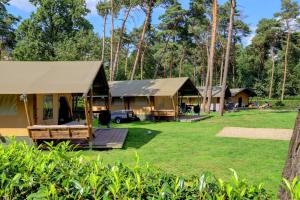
217,127 -> 293,141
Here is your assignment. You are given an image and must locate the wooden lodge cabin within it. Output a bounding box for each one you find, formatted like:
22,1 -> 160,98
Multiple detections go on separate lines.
0,61 -> 109,144
95,77 -> 200,120
230,88 -> 257,107
198,86 -> 232,112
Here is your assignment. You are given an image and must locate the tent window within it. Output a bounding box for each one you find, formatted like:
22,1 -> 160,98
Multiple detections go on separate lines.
43,95 -> 53,120
0,95 -> 17,116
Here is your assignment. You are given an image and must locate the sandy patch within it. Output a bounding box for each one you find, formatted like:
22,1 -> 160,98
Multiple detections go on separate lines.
217,127 -> 293,141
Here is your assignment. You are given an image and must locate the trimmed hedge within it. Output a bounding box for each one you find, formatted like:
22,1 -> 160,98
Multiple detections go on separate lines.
253,97 -> 299,110
0,140 -> 271,199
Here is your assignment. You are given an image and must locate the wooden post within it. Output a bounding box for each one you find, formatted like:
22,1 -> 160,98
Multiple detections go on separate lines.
108,92 -> 112,111
88,90 -> 94,150
122,97 -> 125,110
89,88 -> 93,128
147,96 -> 151,111
171,96 -> 176,120
33,94 -> 38,124
83,95 -> 92,141
21,94 -> 32,127
176,92 -> 179,118
21,94 -> 33,138
279,108 -> 300,199
198,93 -> 201,116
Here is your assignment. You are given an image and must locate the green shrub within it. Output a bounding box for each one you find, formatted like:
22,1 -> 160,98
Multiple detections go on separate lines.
275,101 -> 285,107
0,140 -> 271,199
283,177 -> 300,200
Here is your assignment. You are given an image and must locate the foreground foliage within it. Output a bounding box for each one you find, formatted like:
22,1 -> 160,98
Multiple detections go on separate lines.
0,141 -> 272,199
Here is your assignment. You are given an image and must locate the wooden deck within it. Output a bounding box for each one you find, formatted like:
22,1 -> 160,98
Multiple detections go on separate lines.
72,128 -> 128,149
178,115 -> 209,122
92,128 -> 128,148
27,125 -> 128,149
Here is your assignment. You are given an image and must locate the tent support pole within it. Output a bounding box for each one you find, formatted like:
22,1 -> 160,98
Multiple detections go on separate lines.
88,88 -> 94,149
171,95 -> 176,121
147,96 -> 152,119
198,93 -> 201,115
83,94 -> 92,147
108,92 -> 112,111
89,88 -> 93,129
122,97 -> 125,110
176,92 -> 179,119
21,94 -> 32,127
21,94 -> 32,138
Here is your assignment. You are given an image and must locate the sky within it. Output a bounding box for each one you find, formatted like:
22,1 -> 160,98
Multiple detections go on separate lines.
6,0 -> 300,45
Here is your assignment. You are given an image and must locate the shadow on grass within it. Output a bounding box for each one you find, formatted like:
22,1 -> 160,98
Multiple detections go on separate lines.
123,127 -> 161,149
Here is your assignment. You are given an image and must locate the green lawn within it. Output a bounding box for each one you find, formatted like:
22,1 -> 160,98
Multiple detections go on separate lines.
83,110 -> 297,197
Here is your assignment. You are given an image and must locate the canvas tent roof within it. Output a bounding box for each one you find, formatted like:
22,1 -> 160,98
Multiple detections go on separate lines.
230,88 -> 257,97
198,86 -> 231,98
109,77 -> 199,97
0,61 -> 107,94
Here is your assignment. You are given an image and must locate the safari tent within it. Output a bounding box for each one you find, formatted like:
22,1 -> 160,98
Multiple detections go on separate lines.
230,88 -> 257,107
0,61 -> 110,144
105,78 -> 199,120
198,86 -> 232,112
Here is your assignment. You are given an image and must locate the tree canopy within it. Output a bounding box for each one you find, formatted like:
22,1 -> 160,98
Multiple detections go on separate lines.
2,0 -> 300,98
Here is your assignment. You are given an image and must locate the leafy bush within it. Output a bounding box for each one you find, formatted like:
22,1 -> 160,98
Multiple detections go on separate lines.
283,177 -> 300,200
254,97 -> 299,110
275,101 -> 285,107
0,140 -> 271,199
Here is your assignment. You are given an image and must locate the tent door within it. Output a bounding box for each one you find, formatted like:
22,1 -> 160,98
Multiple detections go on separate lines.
238,97 -> 242,107
58,96 -> 72,125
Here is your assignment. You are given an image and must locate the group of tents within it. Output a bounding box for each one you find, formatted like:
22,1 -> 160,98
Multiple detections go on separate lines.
0,61 -> 256,139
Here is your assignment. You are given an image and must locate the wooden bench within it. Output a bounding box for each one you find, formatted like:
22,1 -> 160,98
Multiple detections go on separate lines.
28,125 -> 90,140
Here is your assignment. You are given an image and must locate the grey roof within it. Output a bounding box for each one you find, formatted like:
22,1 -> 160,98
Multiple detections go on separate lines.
198,86 -> 231,98
230,88 -> 257,97
109,77 -> 199,97
0,61 -> 105,94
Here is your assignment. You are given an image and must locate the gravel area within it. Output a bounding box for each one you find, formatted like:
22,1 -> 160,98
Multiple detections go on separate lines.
217,127 -> 293,141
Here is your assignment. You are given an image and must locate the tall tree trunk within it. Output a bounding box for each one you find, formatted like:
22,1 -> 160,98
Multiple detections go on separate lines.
101,13 -> 107,62
193,66 -> 196,83
232,36 -> 237,86
219,43 -> 225,85
109,0 -> 115,81
278,109 -> 300,200
164,64 -> 166,78
281,24 -> 291,101
130,0 -> 153,80
219,0 -> 235,116
206,0 -> 218,114
0,36 -> 2,60
269,46 -> 275,99
140,51 -> 145,80
170,55 -> 173,78
125,48 -> 129,78
112,7 -> 132,80
179,49 -> 185,77
202,31 -> 211,112
153,36 -> 171,78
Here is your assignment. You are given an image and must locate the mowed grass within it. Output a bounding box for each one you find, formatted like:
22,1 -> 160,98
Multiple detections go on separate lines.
82,110 -> 297,196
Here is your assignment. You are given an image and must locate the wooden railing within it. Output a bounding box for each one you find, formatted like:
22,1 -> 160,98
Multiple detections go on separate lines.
151,110 -> 176,117
28,125 -> 89,140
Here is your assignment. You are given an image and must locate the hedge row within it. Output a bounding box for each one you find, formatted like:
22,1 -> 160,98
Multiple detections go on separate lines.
0,140 -> 273,199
